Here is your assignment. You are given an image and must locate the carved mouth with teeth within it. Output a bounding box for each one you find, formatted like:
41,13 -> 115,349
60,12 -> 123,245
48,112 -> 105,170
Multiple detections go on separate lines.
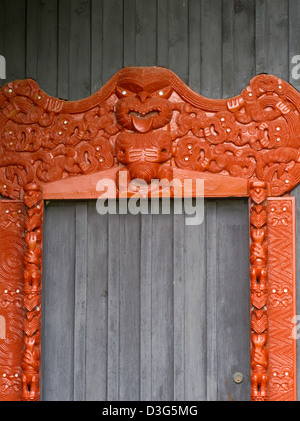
128,109 -> 160,133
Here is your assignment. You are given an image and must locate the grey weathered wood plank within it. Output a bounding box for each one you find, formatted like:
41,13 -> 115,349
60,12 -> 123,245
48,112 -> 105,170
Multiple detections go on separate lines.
157,0 -> 169,68
135,0 -> 156,67
256,0 -> 289,80
102,0 -> 123,84
36,0 -> 58,97
140,211 -> 152,400
188,0 -> 201,93
200,0 -> 222,99
123,0 -> 136,67
86,201 -> 108,401
173,209 -> 185,400
73,202 -> 88,401
69,0 -> 91,100
42,202 -> 76,401
0,0 -> 5,88
57,0 -> 71,100
4,0 -> 26,82
119,212 -> 141,400
233,0 -> 255,94
205,200 -> 218,401
25,0 -> 38,80
151,211 -> 174,400
289,0 -> 300,91
215,199 -> 250,401
184,200 -> 207,401
91,0 -> 103,94
107,211 -> 120,400
168,0 -> 188,84
222,0 -> 235,98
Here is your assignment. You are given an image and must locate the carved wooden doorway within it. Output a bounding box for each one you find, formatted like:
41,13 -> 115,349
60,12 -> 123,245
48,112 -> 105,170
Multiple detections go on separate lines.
0,67 -> 297,400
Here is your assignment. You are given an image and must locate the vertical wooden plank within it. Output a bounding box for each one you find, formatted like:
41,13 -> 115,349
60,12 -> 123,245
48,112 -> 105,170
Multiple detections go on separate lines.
135,0 -> 156,66
200,0 -> 222,98
255,0 -> 269,74
4,0 -> 26,82
206,200 -> 218,400
36,0 -> 58,96
42,202 -> 76,401
119,213 -> 141,400
123,0 -> 136,67
25,0 -> 38,80
140,212 -> 152,400
157,0 -> 168,67
256,0 -> 289,80
91,0 -> 103,93
107,212 -> 120,400
168,0 -> 188,84
69,0 -> 91,100
173,210 -> 185,400
73,202 -> 88,401
86,202 -> 108,401
188,0 -> 201,93
57,0 -> 70,100
266,0 -> 289,80
289,0 -> 300,91
233,0 -> 255,94
184,200 -> 207,401
0,0 -> 5,88
222,0 -> 235,98
216,199 -> 250,401
102,0 -> 123,84
151,211 -> 174,400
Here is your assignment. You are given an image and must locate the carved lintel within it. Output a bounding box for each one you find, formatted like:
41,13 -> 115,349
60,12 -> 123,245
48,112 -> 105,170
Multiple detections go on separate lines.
267,197 -> 297,401
21,183 -> 43,401
249,180 -> 268,401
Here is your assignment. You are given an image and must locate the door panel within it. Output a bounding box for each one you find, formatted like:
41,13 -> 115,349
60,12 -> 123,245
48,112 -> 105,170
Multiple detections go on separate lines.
41,199 -> 250,401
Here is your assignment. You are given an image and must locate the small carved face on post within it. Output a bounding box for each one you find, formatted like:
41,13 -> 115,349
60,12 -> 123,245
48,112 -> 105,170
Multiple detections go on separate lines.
115,67 -> 173,133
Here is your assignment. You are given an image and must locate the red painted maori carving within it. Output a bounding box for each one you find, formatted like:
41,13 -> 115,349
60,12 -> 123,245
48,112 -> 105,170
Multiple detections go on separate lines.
1,69 -> 300,197
267,197 -> 297,401
22,183 -> 43,401
0,201 -> 25,401
0,67 -> 299,401
249,180 -> 268,401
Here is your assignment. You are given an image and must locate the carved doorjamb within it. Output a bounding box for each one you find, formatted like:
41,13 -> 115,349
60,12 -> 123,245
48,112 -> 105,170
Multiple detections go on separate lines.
0,67 -> 298,400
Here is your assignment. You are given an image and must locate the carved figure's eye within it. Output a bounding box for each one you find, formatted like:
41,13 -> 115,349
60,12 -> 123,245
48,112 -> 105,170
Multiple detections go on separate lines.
115,86 -> 135,98
161,148 -> 167,153
152,85 -> 172,99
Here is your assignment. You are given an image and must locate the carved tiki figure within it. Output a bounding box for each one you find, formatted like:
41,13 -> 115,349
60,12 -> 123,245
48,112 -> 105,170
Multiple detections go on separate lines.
114,68 -> 174,189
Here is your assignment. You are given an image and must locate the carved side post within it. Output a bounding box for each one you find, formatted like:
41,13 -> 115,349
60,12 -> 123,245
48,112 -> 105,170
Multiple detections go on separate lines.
267,197 -> 297,400
249,181 -> 268,401
0,200 -> 26,400
22,183 -> 43,401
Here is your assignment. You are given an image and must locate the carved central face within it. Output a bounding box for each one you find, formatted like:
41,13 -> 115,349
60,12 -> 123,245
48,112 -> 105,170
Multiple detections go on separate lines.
115,68 -> 173,133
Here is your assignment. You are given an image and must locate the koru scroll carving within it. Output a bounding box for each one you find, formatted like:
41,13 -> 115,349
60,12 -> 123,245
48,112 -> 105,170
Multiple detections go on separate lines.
0,67 -> 298,401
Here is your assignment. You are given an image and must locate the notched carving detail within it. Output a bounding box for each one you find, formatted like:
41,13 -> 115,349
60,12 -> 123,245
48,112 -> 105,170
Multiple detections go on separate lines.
249,180 -> 268,401
267,198 -> 296,401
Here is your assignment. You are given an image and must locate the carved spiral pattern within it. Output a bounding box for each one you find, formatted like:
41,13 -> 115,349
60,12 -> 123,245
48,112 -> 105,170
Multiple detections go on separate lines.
0,236 -> 24,282
0,203 -> 25,401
